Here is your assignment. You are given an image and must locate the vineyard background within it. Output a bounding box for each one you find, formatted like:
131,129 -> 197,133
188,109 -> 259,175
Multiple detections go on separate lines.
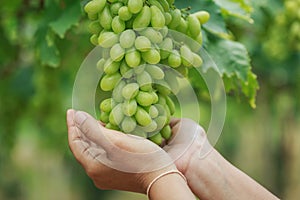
0,0 -> 299,199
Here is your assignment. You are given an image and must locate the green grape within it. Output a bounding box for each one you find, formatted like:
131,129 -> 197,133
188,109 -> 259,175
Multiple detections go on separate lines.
119,29 -> 136,49
133,64 -> 145,75
104,58 -> 120,74
168,49 -> 181,68
110,2 -> 123,15
110,43 -> 125,61
180,45 -> 193,67
141,120 -> 157,132
84,0 -> 107,15
121,117 -> 137,133
149,132 -> 163,145
100,111 -> 110,123
148,0 -> 164,12
165,70 -> 179,94
122,99 -> 138,116
100,72 -> 122,91
150,5 -> 165,29
109,103 -> 124,125
135,106 -> 152,126
96,58 -> 105,71
195,32 -> 202,45
176,17 -> 188,34
133,5 -> 151,29
118,6 -> 133,21
135,36 -> 152,52
120,60 -> 131,75
165,95 -> 175,115
168,9 -> 181,29
158,0 -> 170,12
106,123 -> 120,130
125,48 -> 141,67
132,127 -> 147,138
159,37 -> 173,59
139,27 -> 163,44
128,0 -> 143,14
193,11 -> 210,24
157,95 -> 166,106
99,6 -> 112,30
154,115 -> 167,130
137,71 -> 152,91
88,12 -> 98,20
145,64 -> 164,80
187,15 -> 201,38
155,80 -> 171,95
148,105 -> 159,118
98,31 -> 119,48
176,65 -> 188,77
100,98 -> 113,112
136,91 -> 154,106
192,52 -> 203,67
164,13 -> 172,25
112,16 -> 126,34
161,125 -> 171,139
90,34 -> 99,45
88,21 -> 103,34
150,91 -> 159,103
122,82 -> 139,99
159,26 -> 168,37
112,80 -> 126,102
142,49 -> 161,64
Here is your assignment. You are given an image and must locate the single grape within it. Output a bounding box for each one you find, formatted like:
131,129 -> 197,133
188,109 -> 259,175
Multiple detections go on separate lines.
100,72 -> 122,91
136,91 -> 154,106
135,36 -> 152,52
142,49 -> 161,64
112,80 -> 126,102
100,111 -> 110,123
98,31 -> 119,48
99,6 -> 112,30
161,125 -> 171,139
135,106 -> 152,126
145,64 -> 164,80
133,5 -> 151,29
112,16 -> 126,34
104,58 -> 120,74
118,6 -> 133,21
122,82 -> 139,99
109,103 -> 124,125
149,132 -> 163,145
128,0 -> 143,14
150,5 -> 165,29
100,98 -> 113,112
110,43 -> 125,62
121,116 -> 137,133
122,99 -> 138,116
125,48 -> 141,67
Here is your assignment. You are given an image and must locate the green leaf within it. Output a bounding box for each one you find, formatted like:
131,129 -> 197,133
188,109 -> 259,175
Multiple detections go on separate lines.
213,0 -> 253,23
35,27 -> 60,67
206,38 -> 250,81
205,38 -> 258,107
242,71 -> 259,108
49,2 -> 82,39
195,0 -> 228,36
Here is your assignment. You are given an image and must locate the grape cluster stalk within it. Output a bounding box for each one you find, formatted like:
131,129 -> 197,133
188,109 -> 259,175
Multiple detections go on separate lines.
84,0 -> 209,145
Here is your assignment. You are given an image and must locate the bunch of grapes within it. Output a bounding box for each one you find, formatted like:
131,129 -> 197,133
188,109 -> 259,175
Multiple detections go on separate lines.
84,0 -> 209,145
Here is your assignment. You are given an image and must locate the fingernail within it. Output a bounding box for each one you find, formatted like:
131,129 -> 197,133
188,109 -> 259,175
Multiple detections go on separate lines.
75,111 -> 87,125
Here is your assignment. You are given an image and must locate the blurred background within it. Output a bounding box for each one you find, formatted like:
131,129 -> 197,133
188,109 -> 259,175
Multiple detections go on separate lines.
0,0 -> 299,199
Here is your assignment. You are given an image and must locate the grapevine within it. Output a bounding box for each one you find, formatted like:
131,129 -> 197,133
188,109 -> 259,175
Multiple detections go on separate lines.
84,0 -> 210,145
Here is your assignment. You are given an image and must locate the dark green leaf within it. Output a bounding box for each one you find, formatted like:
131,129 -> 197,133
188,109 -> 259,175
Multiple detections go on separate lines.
49,2 -> 82,38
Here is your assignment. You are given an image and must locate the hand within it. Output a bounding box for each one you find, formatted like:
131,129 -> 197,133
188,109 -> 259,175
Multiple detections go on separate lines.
163,118 -> 212,175
66,109 -> 176,194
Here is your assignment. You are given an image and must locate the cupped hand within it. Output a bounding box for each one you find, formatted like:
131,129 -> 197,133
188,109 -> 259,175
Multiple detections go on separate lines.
163,118 -> 212,175
66,109 -> 175,194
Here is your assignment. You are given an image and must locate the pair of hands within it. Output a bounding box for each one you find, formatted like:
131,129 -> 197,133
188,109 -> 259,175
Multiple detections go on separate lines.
66,109 -> 210,194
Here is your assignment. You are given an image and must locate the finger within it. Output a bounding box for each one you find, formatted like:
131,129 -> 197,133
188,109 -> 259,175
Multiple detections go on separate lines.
67,109 -> 96,167
169,117 -> 180,127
